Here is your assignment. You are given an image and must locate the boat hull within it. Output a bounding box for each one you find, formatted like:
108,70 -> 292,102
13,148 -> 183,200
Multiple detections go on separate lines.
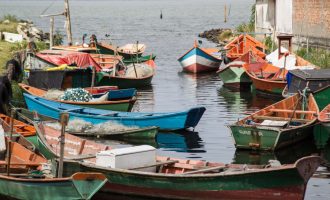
229,125 -> 314,151
0,173 -> 107,200
178,47 -> 221,73
218,66 -> 252,90
23,94 -> 206,131
78,156 -> 320,200
246,72 -> 286,95
96,73 -> 154,89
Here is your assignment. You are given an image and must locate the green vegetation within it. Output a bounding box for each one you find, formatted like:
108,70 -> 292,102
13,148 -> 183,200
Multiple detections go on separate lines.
0,14 -> 19,33
235,4 -> 255,34
295,47 -> 330,69
217,30 -> 233,42
54,30 -> 64,46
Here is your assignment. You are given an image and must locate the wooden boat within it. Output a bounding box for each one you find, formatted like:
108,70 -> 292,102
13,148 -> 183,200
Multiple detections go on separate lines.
23,93 -> 206,131
52,43 -> 155,63
15,108 -> 157,140
0,140 -> 107,200
282,69 -> 330,98
79,155 -> 320,200
0,114 -> 36,137
178,41 -> 222,73
228,93 -> 319,151
22,121 -> 321,200
223,34 -> 266,63
217,51 -> 266,90
96,42 -> 146,60
96,59 -> 156,89
84,85 -> 118,96
19,83 -> 136,112
244,62 -> 288,95
318,103 -> 330,146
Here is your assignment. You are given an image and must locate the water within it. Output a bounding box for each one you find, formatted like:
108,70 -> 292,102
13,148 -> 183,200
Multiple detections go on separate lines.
1,0 -> 329,199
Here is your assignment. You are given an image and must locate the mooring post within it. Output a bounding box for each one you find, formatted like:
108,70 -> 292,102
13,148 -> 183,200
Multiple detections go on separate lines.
6,108 -> 16,176
50,17 -> 54,48
58,112 -> 69,178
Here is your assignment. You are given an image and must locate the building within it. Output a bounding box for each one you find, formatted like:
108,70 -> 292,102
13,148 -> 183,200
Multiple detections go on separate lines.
255,0 -> 330,49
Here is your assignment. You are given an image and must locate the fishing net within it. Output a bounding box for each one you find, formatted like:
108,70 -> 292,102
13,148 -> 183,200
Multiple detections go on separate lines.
45,119 -> 139,135
125,63 -> 154,78
60,88 -> 92,102
43,89 -> 64,100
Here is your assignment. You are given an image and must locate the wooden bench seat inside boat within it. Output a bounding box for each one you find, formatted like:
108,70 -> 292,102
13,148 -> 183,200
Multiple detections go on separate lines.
269,109 -> 316,114
253,115 -> 311,123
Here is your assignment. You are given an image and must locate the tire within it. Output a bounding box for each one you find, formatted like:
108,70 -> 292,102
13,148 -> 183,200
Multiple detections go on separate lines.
5,59 -> 22,82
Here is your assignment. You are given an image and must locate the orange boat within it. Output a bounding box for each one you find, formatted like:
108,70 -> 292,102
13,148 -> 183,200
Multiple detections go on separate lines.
244,62 -> 288,95
224,34 -> 266,63
0,114 -> 36,137
19,83 -> 136,112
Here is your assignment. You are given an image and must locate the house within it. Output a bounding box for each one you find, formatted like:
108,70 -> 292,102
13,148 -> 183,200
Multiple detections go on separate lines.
255,0 -> 330,49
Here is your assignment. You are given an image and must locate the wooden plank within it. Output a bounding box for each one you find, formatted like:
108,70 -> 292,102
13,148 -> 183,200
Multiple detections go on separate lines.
181,165 -> 226,175
253,115 -> 311,123
129,160 -> 179,170
269,109 -> 316,114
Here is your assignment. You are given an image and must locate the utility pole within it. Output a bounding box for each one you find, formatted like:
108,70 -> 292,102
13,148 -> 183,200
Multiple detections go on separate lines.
64,0 -> 72,45
41,0 -> 73,46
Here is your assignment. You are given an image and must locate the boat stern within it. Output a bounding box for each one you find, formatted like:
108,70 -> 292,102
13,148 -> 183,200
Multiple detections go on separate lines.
72,172 -> 108,199
184,107 -> 206,128
295,156 -> 322,183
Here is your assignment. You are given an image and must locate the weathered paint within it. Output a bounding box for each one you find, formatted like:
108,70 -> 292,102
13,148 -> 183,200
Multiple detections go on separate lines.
23,93 -> 206,131
96,72 -> 154,89
79,156 -> 320,200
178,46 -> 222,73
229,93 -> 319,151
218,66 -> 252,89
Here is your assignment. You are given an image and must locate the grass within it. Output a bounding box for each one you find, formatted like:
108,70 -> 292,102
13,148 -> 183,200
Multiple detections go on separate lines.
234,4 -> 255,34
295,47 -> 330,69
217,30 -> 233,42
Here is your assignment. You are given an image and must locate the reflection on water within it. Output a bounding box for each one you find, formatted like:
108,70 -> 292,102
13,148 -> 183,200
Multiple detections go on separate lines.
233,139 -> 319,165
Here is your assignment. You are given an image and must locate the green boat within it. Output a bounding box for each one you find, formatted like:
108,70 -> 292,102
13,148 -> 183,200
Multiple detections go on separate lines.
312,86 -> 330,148
0,140 -> 107,200
70,125 -> 158,139
217,61 -> 251,90
78,155 -> 320,200
228,93 -> 319,151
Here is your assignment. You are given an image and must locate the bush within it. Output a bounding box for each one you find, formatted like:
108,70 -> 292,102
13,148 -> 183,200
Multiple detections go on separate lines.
1,14 -> 19,23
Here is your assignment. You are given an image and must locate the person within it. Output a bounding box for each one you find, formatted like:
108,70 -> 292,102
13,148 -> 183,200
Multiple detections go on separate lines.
89,34 -> 97,47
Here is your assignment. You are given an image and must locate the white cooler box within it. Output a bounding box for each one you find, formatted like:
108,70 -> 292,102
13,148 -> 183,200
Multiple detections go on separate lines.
96,145 -> 156,172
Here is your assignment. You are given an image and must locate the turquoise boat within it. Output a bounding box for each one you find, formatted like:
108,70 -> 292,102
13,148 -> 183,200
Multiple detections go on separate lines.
23,93 -> 206,131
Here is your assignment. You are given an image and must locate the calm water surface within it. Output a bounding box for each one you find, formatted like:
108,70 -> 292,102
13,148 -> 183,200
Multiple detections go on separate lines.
1,0 -> 329,199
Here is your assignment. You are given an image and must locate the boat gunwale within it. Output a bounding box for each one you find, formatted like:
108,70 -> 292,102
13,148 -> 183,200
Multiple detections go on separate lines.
230,93 -> 319,130
80,156 -> 320,178
24,93 -> 201,120
19,83 -> 137,105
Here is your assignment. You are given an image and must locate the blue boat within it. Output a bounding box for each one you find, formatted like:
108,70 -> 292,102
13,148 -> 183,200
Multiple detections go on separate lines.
92,88 -> 137,99
23,93 -> 206,131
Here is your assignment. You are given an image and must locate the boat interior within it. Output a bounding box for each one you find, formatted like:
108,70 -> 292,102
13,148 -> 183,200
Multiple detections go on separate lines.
37,124 -> 111,159
238,94 -> 318,128
244,62 -> 287,81
319,104 -> 330,122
